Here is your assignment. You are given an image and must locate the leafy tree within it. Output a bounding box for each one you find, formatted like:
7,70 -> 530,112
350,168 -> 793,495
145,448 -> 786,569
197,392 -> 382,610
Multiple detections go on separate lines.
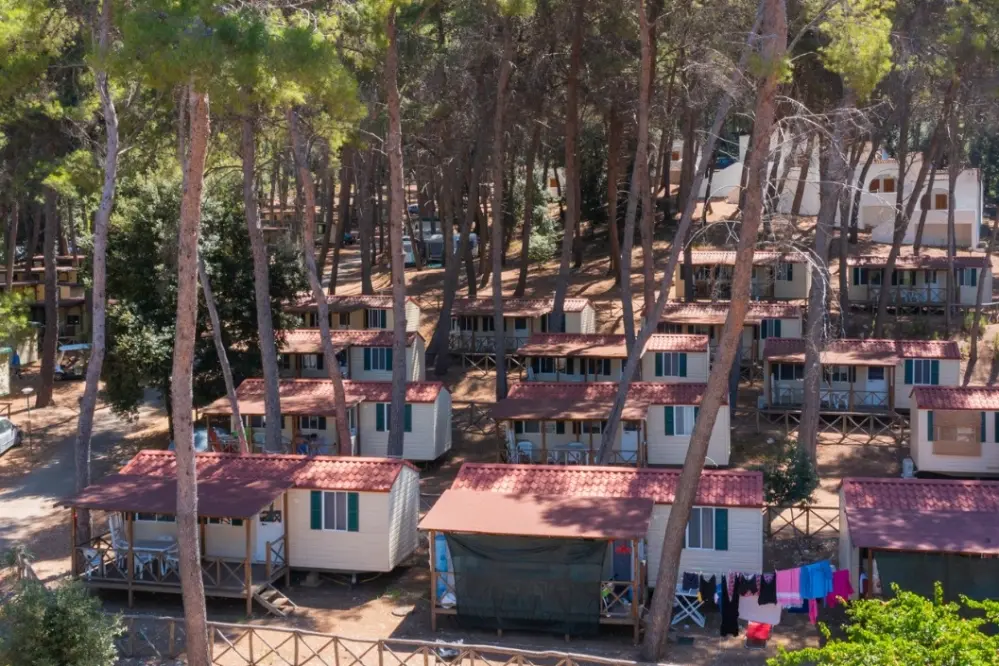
760,437 -> 819,506
0,580 -> 122,666
0,289 -> 32,346
770,584 -> 999,665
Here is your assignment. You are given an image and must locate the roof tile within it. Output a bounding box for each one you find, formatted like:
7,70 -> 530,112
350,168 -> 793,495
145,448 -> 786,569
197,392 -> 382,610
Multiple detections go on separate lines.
661,301 -> 803,325
911,386 -> 999,411
451,297 -> 590,317
846,254 -> 989,270
202,379 -> 444,415
687,250 -> 807,266
278,329 -> 420,354
763,338 -> 960,364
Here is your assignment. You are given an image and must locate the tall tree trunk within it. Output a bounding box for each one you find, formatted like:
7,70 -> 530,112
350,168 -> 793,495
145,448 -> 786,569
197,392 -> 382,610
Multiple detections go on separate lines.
798,106 -> 848,462
385,9 -> 408,459
36,189 -> 58,409
849,136 -> 881,243
241,115 -> 283,453
491,16 -> 514,400
66,201 -> 77,256
911,162 -> 938,256
605,105 -> 623,282
550,0 -> 585,333
514,121 -> 542,297
287,109 -> 353,454
640,2 -> 784,657
964,213 -> 998,385
27,203 -> 41,261
198,256 -> 247,453
328,149 -> 352,293
75,0 -> 118,544
677,105 -> 697,209
619,0 -> 653,345
318,143 -> 336,275
873,84 -> 955,337
4,201 -> 16,291
789,134 -> 815,223
465,190 -> 479,297
945,108 -> 959,337
358,148 -> 376,294
172,88 -> 212,666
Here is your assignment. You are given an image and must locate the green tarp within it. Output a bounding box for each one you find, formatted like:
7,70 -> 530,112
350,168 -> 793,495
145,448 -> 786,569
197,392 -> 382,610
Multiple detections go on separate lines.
875,551 -> 999,601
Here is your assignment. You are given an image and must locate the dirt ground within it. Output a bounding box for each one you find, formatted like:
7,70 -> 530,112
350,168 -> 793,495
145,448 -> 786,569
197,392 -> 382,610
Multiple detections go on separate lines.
5,212 -> 997,664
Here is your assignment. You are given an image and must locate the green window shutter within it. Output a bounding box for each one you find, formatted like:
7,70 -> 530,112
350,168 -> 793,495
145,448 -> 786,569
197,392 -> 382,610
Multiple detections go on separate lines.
930,360 -> 940,386
714,509 -> 729,551
514,421 -> 524,434
404,404 -> 413,432
774,319 -> 781,337
994,412 -> 998,444
655,353 -> 663,377
983,412 -> 987,443
363,348 -> 371,371
566,358 -> 575,374
310,491 -> 322,530
556,421 -> 565,435
971,269 -> 978,287
679,353 -> 688,378
694,406 -> 700,425
927,411 -> 934,442
665,406 -> 675,436
232,518 -> 243,527
386,347 -> 393,368
786,264 -> 793,281
317,353 -> 324,370
376,404 -> 385,431
904,359 -> 913,385
347,493 -> 359,532
852,267 -> 859,285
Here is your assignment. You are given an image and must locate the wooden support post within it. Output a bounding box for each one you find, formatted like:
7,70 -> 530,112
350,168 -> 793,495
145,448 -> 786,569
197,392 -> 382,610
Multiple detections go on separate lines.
283,491 -> 291,585
866,548 -> 874,599
70,507 -> 78,577
200,519 -> 206,557
588,424 -> 594,461
849,371 -> 855,411
429,530 -> 438,631
245,518 -> 253,616
168,620 -> 176,657
541,420 -> 547,463
631,538 -> 640,644
126,513 -> 135,607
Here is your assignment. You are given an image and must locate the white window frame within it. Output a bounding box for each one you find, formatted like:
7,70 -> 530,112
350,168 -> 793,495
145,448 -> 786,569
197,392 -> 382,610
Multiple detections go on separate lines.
912,359 -> 935,385
674,406 -> 696,436
299,415 -> 326,430
659,352 -> 682,377
321,491 -> 350,532
302,354 -> 322,370
369,348 -> 391,371
366,309 -> 387,329
776,262 -> 794,281
684,507 -> 715,550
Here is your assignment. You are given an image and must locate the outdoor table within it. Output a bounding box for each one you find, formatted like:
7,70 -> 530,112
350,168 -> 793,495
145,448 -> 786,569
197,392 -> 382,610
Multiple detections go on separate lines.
672,585 -> 705,627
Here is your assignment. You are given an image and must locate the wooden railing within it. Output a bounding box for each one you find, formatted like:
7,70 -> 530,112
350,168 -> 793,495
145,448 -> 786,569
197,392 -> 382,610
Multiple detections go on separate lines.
200,557 -> 247,590
765,505 -> 840,539
265,536 -> 286,578
771,386 -> 890,411
117,615 -> 640,666
448,332 -> 528,354
869,285 -> 948,305
500,443 -> 643,467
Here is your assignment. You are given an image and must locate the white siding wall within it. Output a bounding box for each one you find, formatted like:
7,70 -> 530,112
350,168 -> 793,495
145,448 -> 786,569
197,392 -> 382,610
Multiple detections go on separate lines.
838,490 -> 860,598
640,351 -> 709,382
773,265 -> 809,300
646,404 -> 730,466
358,401 -> 441,461
910,406 -> 999,475
288,488 -> 392,572
132,516 -> 254,561
895,359 -> 961,410
387,469 -> 420,569
434,389 -> 453,458
403,300 -> 422,333
579,305 -> 597,334
0,355 -> 9,397
347,345 -> 419,381
646,506 -> 763,586
411,338 -> 426,381
532,358 -> 625,382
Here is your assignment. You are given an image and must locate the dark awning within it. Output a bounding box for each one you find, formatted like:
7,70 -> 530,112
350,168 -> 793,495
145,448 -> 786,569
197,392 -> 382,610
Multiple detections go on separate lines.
58,473 -> 291,519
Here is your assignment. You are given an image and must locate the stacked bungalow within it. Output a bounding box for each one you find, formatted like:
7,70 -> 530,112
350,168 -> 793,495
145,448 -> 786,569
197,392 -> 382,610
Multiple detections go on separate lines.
276,329 -> 425,382
287,294 -> 422,332
659,301 -> 803,362
762,338 -> 960,413
0,255 -> 88,339
670,251 -> 810,301
909,386 -> 999,476
448,297 -> 596,355
202,378 -> 451,462
846,255 -> 991,310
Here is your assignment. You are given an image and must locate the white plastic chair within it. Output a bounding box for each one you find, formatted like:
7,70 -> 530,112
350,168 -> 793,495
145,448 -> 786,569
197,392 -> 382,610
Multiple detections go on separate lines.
108,513 -> 156,579
80,548 -> 104,579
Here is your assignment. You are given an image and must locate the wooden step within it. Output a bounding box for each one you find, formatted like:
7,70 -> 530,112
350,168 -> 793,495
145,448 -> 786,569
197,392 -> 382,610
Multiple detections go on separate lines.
253,585 -> 297,618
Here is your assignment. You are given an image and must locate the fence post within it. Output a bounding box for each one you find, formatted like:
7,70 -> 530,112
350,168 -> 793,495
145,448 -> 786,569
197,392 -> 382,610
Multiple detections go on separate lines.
209,625 -> 216,663
248,628 -> 254,664
805,506 -> 810,536
293,632 -> 300,666
168,619 -> 176,657
378,640 -> 385,666
127,617 -> 135,656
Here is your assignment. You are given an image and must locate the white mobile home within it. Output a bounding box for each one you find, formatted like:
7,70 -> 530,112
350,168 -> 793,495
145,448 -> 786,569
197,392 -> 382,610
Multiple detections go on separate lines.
289,294 -> 422,333
491,381 -> 731,467
63,450 -> 419,614
450,463 -> 763,586
909,386 -> 999,476
672,251 -> 810,301
277,329 -> 425,382
659,301 -> 803,362
449,297 -> 596,355
201,378 -> 451,462
762,338 -> 961,413
846,255 -> 992,309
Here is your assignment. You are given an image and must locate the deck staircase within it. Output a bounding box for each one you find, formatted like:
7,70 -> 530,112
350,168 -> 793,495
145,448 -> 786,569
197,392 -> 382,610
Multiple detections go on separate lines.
253,584 -> 298,617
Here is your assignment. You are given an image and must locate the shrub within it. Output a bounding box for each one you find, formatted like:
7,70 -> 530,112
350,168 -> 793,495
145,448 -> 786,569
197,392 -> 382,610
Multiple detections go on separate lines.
527,201 -> 559,263
963,310 -> 987,337
0,579 -> 122,666
760,437 -> 819,507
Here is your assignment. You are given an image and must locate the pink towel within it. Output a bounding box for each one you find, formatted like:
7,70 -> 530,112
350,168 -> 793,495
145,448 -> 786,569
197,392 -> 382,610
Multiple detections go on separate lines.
825,570 -> 854,606
776,568 -> 801,607
808,599 -> 819,624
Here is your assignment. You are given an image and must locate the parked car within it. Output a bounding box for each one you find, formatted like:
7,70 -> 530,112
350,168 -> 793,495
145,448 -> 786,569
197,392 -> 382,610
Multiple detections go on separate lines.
0,417 -> 22,457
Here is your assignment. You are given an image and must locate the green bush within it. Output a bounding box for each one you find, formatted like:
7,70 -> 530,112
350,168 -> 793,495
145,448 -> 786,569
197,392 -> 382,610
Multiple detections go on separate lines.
760,437 -> 819,507
0,580 -> 122,666
963,310 -> 988,337
527,201 -> 559,263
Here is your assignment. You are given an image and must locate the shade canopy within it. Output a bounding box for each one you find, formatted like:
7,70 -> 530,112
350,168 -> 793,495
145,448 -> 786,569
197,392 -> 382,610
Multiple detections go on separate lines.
419,489 -> 654,540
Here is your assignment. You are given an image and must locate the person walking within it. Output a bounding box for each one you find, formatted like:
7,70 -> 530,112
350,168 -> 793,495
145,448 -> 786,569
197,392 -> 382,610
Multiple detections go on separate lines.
11,350 -> 21,380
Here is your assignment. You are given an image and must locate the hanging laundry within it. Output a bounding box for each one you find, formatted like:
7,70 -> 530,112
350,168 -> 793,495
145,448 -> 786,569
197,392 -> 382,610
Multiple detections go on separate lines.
720,575 -> 740,637
738,573 -> 759,597
681,572 -> 699,593
739,589 -> 782,626
825,569 -> 854,606
699,574 -> 718,611
776,567 -> 802,608
799,560 -> 833,600
808,599 -> 819,625
758,572 -> 777,605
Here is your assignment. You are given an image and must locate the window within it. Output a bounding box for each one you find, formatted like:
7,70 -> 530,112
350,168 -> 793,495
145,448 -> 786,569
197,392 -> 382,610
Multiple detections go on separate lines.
375,403 -> 413,432
776,262 -> 794,282
890,270 -> 914,286
135,513 -> 175,523
365,309 -> 387,329
851,267 -> 869,285
655,352 -> 688,378
869,179 -> 880,193
310,491 -> 359,532
278,355 -> 292,371
694,266 -> 714,281
883,178 -> 896,193
759,319 -> 782,339
338,312 -> 351,327
581,421 -> 607,434
205,517 -> 244,526
870,270 -> 882,286
658,323 -> 682,334
665,405 -> 698,436
684,507 -> 728,550
539,357 -> 556,373
823,366 -> 853,383
868,177 -> 895,193
522,420 -> 541,433
302,354 -> 324,370
514,317 -> 528,331
363,347 -> 392,371
246,415 -> 266,429
671,151 -> 680,161
549,178 -> 558,188
774,363 -> 804,381
587,358 -> 612,376
957,268 -> 979,287
299,415 -> 327,430
868,367 -> 885,381
924,270 -> 938,285
905,359 -> 939,386
936,193 -> 948,210
481,317 -> 495,332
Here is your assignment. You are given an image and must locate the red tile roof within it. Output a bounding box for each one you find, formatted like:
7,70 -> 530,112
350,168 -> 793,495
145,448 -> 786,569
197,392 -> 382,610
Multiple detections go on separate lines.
645,334 -> 711,353
490,382 -> 718,422
451,297 -> 591,317
841,477 -> 999,554
278,329 -> 421,353
452,463 -> 763,508
687,250 -> 807,266
911,386 -> 999,411
121,450 -> 416,492
518,333 -> 708,357
846,254 -> 990,270
763,338 -> 960,365
288,294 -> 419,312
661,301 -> 803,325
201,378 -> 444,415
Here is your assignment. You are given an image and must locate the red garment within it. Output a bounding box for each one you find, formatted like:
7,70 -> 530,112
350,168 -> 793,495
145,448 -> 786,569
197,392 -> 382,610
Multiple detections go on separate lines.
746,622 -> 772,641
808,599 -> 819,625
825,570 -> 854,606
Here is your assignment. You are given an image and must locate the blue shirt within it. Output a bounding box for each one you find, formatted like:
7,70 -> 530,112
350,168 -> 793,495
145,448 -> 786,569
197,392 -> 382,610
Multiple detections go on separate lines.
799,560 -> 833,600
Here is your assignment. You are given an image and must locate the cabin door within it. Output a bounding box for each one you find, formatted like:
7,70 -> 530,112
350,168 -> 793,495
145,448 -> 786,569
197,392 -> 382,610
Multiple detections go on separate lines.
621,423 -> 640,464
254,502 -> 284,563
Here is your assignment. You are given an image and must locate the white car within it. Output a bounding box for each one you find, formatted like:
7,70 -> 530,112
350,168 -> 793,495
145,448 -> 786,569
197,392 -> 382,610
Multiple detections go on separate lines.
0,417 -> 22,456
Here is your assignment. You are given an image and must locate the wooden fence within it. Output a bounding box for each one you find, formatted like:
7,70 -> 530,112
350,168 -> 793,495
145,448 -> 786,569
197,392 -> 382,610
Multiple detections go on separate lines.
117,615 -> 639,666
764,505 -> 839,539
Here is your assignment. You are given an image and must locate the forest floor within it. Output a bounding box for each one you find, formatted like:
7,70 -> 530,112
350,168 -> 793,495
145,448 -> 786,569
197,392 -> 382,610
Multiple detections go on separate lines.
5,207 -> 999,664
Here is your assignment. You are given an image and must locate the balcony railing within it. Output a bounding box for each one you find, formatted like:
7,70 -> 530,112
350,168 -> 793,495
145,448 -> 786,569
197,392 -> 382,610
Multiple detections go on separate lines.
500,441 -> 642,466
868,285 -> 948,305
448,331 -> 527,354
771,386 -> 890,411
